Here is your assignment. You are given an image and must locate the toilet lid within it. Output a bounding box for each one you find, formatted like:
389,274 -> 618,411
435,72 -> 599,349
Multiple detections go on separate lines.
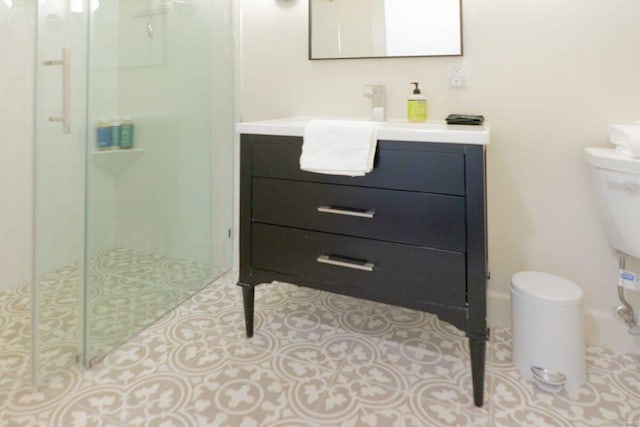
511,271 -> 583,303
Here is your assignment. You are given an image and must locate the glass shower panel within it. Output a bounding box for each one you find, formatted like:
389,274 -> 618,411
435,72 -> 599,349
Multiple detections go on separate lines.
32,0 -> 87,381
0,0 -> 36,390
84,0 -> 233,364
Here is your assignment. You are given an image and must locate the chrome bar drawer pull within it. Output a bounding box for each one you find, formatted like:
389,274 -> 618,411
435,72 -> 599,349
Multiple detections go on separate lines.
317,255 -> 375,272
317,205 -> 375,219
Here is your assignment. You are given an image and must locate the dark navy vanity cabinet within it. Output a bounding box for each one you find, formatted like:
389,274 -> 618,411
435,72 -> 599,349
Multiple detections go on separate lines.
237,133 -> 488,407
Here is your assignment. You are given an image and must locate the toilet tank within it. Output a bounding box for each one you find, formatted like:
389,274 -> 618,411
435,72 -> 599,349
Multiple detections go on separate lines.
585,147 -> 640,259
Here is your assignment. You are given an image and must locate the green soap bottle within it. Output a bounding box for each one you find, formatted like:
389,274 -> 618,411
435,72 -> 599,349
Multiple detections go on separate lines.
119,115 -> 134,149
407,82 -> 427,123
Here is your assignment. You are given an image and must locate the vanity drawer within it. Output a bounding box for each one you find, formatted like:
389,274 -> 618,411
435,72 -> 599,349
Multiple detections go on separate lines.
249,137 -> 466,196
252,178 -> 466,251
251,223 -> 466,308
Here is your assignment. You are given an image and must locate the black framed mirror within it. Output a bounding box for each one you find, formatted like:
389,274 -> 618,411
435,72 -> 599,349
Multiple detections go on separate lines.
309,0 -> 462,60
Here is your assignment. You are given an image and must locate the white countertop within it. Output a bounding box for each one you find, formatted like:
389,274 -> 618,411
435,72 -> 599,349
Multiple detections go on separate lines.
236,116 -> 490,145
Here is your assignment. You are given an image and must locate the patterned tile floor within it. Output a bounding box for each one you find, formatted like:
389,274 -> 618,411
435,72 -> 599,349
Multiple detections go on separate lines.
0,248 -> 223,386
1,273 -> 639,426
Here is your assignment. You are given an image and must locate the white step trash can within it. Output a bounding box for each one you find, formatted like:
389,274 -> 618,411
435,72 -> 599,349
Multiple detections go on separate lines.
511,271 -> 586,391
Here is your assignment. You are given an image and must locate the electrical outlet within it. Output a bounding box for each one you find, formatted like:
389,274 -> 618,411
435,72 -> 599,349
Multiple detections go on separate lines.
447,61 -> 467,88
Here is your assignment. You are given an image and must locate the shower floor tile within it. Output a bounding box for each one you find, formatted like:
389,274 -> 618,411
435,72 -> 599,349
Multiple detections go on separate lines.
1,274 -> 639,426
0,248 -> 224,402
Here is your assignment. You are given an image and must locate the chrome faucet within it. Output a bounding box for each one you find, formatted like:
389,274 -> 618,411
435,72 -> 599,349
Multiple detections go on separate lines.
363,84 -> 386,121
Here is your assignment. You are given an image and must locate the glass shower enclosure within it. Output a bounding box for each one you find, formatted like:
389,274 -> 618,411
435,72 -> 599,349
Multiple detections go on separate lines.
29,0 -> 233,381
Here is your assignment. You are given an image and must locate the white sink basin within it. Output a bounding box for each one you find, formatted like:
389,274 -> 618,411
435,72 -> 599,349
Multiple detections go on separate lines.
236,116 -> 490,145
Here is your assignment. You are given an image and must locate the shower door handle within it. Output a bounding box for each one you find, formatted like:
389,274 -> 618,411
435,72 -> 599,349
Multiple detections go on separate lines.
43,47 -> 71,134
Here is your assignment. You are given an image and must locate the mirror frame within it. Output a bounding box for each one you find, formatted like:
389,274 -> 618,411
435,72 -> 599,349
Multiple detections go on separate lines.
308,0 -> 463,60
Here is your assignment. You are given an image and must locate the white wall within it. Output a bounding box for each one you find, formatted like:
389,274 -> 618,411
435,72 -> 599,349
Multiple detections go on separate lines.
88,0 -> 234,269
0,0 -> 234,290
113,0 -> 211,263
86,0 -> 120,255
0,0 -> 87,305
114,0 -> 233,268
34,6 -> 87,278
241,0 -> 640,353
0,2 -> 34,290
0,1 -> 85,289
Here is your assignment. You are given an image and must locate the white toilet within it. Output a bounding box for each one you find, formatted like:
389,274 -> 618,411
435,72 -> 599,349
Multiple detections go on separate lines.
585,140 -> 640,335
585,146 -> 640,259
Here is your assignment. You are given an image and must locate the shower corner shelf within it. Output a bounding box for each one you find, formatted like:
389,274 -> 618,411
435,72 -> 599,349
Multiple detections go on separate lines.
92,148 -> 146,177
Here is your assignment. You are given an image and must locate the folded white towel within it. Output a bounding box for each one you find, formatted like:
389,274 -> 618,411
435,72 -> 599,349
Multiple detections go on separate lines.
300,120 -> 378,176
609,124 -> 640,158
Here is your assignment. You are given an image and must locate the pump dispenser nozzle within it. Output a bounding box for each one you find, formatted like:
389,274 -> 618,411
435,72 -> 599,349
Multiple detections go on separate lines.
411,82 -> 421,95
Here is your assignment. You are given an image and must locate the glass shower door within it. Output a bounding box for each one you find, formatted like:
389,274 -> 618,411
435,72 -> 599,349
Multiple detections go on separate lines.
83,0 -> 233,364
32,0 -> 87,381
31,0 -> 233,377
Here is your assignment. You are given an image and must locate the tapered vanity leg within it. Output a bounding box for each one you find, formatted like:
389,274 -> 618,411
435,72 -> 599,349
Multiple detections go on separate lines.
469,337 -> 486,407
240,284 -> 255,338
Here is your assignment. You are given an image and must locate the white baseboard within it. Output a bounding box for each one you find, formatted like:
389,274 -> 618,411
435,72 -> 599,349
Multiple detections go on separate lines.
487,290 -> 640,354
